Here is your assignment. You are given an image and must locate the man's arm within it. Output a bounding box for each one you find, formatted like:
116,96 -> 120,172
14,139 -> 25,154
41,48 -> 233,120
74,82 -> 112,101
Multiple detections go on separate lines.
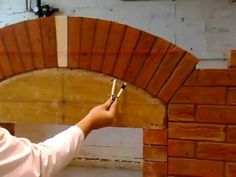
0,99 -> 117,177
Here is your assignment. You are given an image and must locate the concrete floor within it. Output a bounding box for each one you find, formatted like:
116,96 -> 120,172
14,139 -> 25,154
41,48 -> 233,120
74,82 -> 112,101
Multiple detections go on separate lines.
56,166 -> 142,177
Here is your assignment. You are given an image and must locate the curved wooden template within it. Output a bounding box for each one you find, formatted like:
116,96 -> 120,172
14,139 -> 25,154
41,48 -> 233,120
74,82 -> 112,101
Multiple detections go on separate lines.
0,69 -> 165,129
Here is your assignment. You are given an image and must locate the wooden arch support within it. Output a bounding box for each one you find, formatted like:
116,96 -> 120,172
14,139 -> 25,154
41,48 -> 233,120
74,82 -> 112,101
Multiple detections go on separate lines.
0,16 -> 199,129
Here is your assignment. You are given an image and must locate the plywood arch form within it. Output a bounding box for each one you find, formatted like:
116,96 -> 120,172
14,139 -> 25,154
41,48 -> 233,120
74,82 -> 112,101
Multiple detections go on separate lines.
0,16 -> 199,128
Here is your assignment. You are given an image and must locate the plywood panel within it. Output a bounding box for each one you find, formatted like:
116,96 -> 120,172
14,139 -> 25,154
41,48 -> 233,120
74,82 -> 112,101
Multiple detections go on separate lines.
90,20 -> 110,72
102,22 -> 126,74
63,70 -> 165,128
14,22 -> 34,71
26,19 -> 45,69
78,18 -> 97,69
0,26 -> 24,73
68,17 -> 81,68
0,69 -> 165,128
40,17 -> 57,67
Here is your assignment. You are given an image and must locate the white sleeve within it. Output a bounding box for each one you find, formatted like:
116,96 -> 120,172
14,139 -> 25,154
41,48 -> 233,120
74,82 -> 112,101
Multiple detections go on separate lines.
0,126 -> 84,177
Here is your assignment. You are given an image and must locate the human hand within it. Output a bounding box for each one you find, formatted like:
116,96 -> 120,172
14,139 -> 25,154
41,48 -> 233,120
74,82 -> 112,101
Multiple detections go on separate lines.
76,99 -> 117,137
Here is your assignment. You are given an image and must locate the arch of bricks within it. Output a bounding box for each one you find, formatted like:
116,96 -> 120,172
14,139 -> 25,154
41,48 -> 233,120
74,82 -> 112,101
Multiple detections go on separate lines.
0,16 -> 236,177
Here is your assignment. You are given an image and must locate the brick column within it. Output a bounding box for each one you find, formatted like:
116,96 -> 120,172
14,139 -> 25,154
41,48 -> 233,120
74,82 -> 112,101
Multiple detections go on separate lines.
143,129 -> 167,177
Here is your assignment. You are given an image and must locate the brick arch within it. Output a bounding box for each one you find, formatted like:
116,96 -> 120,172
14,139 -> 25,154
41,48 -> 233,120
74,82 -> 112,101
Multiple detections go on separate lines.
0,16 -> 198,104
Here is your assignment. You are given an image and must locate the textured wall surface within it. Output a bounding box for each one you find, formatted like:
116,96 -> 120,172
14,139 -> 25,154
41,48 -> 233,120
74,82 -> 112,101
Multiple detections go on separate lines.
0,0 -> 236,60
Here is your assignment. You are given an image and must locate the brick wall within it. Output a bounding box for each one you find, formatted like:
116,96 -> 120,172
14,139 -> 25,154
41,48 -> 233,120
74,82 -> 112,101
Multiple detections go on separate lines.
143,51 -> 236,177
0,17 -> 236,176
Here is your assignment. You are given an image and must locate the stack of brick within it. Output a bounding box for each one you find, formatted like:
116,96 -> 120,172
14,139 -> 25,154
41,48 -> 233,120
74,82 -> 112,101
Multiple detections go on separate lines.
167,50 -> 236,177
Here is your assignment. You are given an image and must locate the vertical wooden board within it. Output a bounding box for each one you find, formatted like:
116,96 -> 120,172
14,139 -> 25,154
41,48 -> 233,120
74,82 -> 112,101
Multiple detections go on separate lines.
90,20 -> 110,72
68,17 -> 81,68
14,22 -> 34,71
147,46 -> 186,96
102,22 -> 126,74
0,70 -> 3,80
78,18 -> 97,69
1,26 -> 24,73
113,27 -> 141,79
135,39 -> 171,88
124,32 -> 156,83
56,16 -> 68,67
40,17 -> 57,67
0,32 -> 13,77
26,19 -> 45,69
159,54 -> 198,103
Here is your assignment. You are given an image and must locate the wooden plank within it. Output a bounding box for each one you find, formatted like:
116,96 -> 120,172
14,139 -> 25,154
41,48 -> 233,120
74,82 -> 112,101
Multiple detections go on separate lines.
40,17 -> 57,67
90,20 -> 110,72
102,22 -> 126,74
228,50 -> 236,68
55,16 -> 68,67
158,53 -> 198,103
135,39 -> 171,88
26,19 -> 44,69
78,18 -> 97,69
0,32 -> 13,77
113,26 -> 141,79
14,22 -> 34,71
124,32 -> 156,83
68,17 -> 81,68
147,46 -> 186,96
0,123 -> 15,135
1,26 -> 24,73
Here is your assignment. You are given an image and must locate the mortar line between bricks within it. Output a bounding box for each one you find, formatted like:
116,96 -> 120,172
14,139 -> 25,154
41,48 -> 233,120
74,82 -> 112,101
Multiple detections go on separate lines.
39,19 -> 46,67
168,65 -> 196,104
88,19 -> 98,70
144,44 -> 173,90
0,30 -> 15,74
13,24 -> 26,71
132,37 -> 157,84
100,21 -> 112,71
122,30 -> 142,80
24,21 -> 36,69
111,25 -> 127,75
155,50 -> 187,97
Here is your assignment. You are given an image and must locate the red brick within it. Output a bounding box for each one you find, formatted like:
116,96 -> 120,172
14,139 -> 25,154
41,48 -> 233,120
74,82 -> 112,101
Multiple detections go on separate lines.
158,53 -> 198,102
227,88 -> 236,105
196,105 -> 236,124
228,50 -> 236,68
168,140 -> 195,158
168,104 -> 194,121
147,46 -> 185,96
168,158 -> 223,177
226,163 -> 236,177
185,69 -> 236,86
227,126 -> 236,143
0,123 -> 15,135
143,129 -> 167,145
143,145 -> 167,162
143,161 -> 167,177
197,142 -> 236,161
40,17 -> 57,67
171,86 -> 226,104
135,39 -> 171,89
168,122 -> 225,141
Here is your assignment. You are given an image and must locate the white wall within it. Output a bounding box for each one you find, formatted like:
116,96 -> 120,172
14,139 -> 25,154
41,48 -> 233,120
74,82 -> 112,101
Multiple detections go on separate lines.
0,0 -> 236,60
